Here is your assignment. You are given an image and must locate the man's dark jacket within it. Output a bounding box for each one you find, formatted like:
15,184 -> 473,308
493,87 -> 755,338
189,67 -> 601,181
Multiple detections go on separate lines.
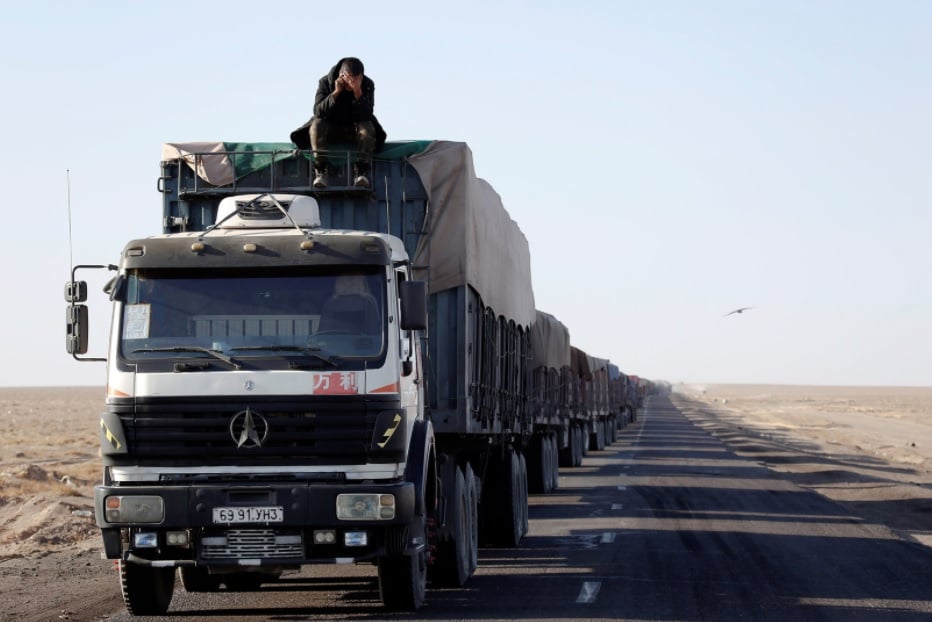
290,58 -> 386,151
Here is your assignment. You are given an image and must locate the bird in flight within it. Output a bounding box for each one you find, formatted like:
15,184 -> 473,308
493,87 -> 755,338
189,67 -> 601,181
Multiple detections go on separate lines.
723,306 -> 754,317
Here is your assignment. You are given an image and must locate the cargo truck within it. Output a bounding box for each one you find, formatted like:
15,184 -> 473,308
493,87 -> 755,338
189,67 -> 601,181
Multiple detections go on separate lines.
65,140 -> 545,615
65,140 -> 643,616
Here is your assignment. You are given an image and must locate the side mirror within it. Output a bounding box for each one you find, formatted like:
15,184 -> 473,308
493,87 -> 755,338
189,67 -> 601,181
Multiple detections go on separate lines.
65,281 -> 88,303
66,304 -> 89,355
399,280 -> 427,331
65,265 -> 117,363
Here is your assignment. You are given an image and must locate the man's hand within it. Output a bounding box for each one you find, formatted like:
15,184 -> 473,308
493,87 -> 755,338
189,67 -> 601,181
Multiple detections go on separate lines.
334,73 -> 348,97
339,72 -> 363,100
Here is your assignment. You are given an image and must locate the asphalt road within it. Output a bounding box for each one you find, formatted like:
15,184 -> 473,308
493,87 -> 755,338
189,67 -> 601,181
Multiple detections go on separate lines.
108,394 -> 932,621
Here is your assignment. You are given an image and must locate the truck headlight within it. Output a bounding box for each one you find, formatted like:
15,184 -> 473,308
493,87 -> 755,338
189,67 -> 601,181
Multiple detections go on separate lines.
335,494 -> 395,520
104,495 -> 164,523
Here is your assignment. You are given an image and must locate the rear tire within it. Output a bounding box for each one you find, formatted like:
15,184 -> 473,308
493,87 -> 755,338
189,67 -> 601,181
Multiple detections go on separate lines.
547,434 -> 560,491
591,421 -> 606,451
119,560 -> 175,616
558,429 -> 574,468
527,434 -> 548,494
480,448 -> 525,547
517,450 -> 529,537
463,463 -> 479,575
571,424 -> 583,467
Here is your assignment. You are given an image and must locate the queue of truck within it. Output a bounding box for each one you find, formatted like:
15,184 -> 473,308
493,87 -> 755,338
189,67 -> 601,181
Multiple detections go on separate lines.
65,139 -> 655,615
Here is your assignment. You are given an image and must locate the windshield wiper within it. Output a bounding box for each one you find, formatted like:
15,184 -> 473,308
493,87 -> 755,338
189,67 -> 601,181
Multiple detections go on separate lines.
132,346 -> 241,369
230,345 -> 340,367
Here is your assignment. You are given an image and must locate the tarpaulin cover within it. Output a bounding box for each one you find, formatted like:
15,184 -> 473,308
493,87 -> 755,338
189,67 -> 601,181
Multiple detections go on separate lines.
530,310 -> 571,370
571,346 -> 591,378
408,141 -> 535,328
588,355 -> 610,374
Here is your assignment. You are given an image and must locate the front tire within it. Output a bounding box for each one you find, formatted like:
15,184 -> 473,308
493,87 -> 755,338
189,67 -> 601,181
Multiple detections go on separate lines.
379,420 -> 434,611
378,522 -> 428,611
430,466 -> 470,587
119,560 -> 175,616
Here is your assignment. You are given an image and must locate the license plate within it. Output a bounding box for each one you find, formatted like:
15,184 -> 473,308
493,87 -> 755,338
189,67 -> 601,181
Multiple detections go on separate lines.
212,506 -> 284,524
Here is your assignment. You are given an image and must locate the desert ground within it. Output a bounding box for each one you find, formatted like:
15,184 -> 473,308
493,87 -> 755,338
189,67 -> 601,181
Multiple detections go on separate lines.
1,384 -> 931,620
673,385 -> 932,543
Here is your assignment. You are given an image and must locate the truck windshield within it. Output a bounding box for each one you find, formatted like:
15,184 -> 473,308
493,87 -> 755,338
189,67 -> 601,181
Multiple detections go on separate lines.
119,269 -> 386,365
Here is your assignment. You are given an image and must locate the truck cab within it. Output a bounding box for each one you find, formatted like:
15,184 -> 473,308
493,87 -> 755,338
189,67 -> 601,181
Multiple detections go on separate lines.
71,192 -> 435,614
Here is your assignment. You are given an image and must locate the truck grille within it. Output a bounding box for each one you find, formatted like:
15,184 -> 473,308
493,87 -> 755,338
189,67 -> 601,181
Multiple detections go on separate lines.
201,529 -> 304,560
114,397 -> 399,466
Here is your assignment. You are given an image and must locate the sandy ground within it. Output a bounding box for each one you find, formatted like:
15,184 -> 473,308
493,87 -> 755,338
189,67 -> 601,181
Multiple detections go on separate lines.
672,384 -> 932,546
1,384 -> 931,620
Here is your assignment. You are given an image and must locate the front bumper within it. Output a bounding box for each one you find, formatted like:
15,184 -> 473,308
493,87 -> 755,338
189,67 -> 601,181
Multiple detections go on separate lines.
94,480 -> 415,565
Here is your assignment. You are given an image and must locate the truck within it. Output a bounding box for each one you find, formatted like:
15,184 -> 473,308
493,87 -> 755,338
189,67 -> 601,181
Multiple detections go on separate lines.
65,139 -> 643,615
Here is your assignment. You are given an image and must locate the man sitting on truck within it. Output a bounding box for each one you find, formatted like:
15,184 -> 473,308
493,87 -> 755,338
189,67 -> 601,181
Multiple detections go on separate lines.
289,57 -> 386,189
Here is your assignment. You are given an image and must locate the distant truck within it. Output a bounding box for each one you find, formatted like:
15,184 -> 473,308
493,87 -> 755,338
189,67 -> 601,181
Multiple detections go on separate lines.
65,140 -> 646,615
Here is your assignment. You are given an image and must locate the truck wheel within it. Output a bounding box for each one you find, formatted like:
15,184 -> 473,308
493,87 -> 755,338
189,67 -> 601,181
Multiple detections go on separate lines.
558,429 -> 574,468
430,466 -> 470,587
540,436 -> 548,493
378,520 -> 428,611
480,448 -> 525,547
548,434 -> 560,492
520,451 -> 529,536
591,421 -> 605,451
463,463 -> 479,575
180,566 -> 221,592
119,560 -> 175,616
580,424 -> 589,457
380,420 -> 434,610
570,425 -> 582,467
527,435 -> 548,494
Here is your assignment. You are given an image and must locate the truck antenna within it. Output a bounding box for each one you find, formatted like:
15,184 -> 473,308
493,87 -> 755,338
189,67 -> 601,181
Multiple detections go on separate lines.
66,169 -> 74,270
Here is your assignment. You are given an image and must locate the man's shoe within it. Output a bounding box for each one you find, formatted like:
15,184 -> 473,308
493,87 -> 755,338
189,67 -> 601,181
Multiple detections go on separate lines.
353,174 -> 370,188
313,171 -> 328,189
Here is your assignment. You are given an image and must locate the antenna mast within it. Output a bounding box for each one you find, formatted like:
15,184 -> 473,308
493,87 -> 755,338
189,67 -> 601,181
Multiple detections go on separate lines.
66,169 -> 73,270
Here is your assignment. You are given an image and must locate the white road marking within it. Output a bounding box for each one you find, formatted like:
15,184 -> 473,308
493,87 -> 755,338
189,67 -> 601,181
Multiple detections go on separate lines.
576,581 -> 602,604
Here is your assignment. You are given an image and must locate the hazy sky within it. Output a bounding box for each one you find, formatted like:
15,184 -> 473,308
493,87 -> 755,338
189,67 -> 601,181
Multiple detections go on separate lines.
2,1 -> 929,387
